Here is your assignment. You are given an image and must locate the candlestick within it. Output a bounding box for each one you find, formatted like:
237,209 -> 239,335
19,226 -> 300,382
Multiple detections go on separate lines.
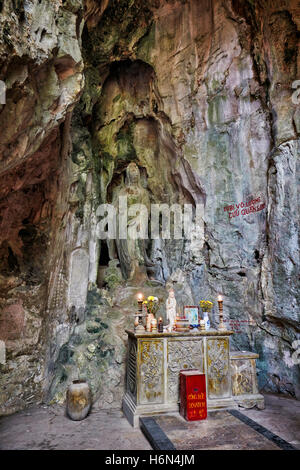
217,295 -> 226,331
137,293 -> 143,311
135,293 -> 145,332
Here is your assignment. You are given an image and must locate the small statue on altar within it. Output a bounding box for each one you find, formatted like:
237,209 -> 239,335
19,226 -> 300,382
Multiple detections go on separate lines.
166,288 -> 177,332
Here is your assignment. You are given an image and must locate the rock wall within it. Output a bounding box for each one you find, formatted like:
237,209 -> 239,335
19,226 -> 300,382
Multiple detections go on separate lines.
0,0 -> 299,415
0,0 -> 84,414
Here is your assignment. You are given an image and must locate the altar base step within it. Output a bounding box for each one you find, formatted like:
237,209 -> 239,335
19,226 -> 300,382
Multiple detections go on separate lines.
122,393 -> 238,428
232,393 -> 265,410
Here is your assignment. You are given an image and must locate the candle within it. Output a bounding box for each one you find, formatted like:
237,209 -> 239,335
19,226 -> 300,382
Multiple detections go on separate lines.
151,318 -> 157,332
217,295 -> 226,331
137,293 -> 144,313
158,317 -> 163,333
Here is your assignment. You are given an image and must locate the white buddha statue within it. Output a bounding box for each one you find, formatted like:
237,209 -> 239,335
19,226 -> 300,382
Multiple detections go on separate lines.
166,288 -> 177,332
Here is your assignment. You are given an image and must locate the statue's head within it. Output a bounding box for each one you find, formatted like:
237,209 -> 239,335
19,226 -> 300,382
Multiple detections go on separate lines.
168,288 -> 175,298
126,162 -> 140,185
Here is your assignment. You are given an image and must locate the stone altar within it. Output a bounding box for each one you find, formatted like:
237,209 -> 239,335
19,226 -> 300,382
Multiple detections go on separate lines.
123,329 -> 237,427
230,351 -> 265,409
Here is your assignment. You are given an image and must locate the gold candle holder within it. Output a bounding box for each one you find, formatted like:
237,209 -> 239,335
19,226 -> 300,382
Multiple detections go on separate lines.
218,295 -> 226,331
135,293 -> 146,333
137,293 -> 144,313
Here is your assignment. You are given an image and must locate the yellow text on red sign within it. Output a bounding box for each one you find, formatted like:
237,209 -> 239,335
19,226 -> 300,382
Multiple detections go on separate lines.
188,401 -> 206,409
187,393 -> 205,400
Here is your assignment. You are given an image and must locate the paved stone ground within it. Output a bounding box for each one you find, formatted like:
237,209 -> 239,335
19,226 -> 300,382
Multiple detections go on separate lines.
155,411 -> 281,450
0,393 -> 299,450
240,393 -> 300,449
0,406 -> 152,450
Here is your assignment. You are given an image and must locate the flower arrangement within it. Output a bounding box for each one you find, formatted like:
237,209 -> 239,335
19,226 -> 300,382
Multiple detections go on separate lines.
199,300 -> 213,312
200,300 -> 213,331
143,296 -> 159,317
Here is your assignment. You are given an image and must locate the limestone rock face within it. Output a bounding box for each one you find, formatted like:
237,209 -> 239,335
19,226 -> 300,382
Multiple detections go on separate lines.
0,0 -> 299,415
0,0 -> 84,174
0,0 -> 84,414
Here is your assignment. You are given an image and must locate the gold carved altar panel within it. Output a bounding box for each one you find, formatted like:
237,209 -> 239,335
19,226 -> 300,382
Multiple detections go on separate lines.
139,339 -> 164,405
206,337 -> 231,399
167,338 -> 204,402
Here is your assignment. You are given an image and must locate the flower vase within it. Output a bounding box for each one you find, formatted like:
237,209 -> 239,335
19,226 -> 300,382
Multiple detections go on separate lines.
203,312 -> 210,330
146,313 -> 153,332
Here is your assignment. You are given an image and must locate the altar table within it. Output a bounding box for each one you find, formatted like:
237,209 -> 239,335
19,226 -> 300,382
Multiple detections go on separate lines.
123,329 -> 237,427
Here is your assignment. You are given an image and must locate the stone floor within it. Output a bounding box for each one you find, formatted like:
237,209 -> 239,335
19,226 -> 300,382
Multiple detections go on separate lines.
0,406 -> 152,450
0,393 -> 299,450
241,393 -> 300,449
155,411 -> 281,450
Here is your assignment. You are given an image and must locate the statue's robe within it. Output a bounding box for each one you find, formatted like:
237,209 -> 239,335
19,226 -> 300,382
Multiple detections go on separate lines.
112,177 -> 154,282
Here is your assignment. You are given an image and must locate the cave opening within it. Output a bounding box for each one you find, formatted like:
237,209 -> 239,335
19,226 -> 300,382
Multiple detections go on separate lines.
99,239 -> 110,267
